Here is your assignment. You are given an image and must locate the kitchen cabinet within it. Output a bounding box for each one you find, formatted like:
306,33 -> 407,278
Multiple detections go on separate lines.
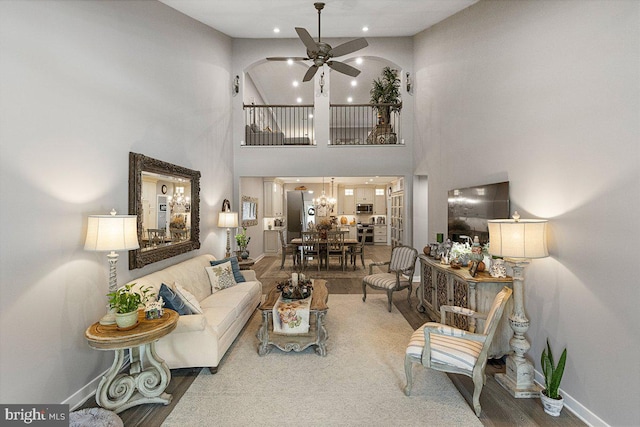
263,179 -> 284,217
338,185 -> 355,215
264,229 -> 282,254
417,255 -> 513,359
374,187 -> 386,214
373,224 -> 387,244
355,187 -> 374,203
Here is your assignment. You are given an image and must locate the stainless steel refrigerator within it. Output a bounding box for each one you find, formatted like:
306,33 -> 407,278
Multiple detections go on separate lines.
286,191 -> 314,241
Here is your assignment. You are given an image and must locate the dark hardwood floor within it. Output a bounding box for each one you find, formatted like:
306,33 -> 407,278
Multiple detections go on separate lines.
79,245 -> 585,426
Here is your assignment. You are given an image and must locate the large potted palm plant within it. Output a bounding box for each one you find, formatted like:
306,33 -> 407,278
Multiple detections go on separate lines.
369,67 -> 402,143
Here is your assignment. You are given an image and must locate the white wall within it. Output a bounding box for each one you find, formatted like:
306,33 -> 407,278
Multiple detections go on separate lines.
0,0 -> 233,405
413,1 -> 639,425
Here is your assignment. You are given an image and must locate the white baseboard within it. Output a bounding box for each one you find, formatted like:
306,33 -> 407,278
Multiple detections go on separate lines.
62,354 -> 130,411
534,369 -> 608,427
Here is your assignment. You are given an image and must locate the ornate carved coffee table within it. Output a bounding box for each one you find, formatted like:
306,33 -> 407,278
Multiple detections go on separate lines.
85,309 -> 178,413
258,279 -> 329,356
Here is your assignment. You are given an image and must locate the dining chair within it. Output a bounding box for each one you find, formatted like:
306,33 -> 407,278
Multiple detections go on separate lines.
350,232 -> 366,270
362,245 -> 418,312
147,228 -> 165,248
326,230 -> 346,271
301,231 -> 323,271
279,230 -> 299,269
404,286 -> 512,417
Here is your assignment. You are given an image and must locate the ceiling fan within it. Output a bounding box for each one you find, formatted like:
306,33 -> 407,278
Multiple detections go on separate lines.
266,2 -> 368,82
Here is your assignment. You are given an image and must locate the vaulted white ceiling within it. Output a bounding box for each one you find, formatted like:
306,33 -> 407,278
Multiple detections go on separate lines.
159,0 -> 478,38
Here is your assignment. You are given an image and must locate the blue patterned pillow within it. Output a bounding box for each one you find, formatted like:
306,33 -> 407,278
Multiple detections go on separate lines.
210,257 -> 245,283
159,283 -> 193,315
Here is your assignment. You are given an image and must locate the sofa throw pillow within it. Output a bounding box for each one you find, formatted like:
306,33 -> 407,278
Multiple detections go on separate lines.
159,283 -> 193,316
174,282 -> 203,314
210,257 -> 245,283
205,261 -> 237,291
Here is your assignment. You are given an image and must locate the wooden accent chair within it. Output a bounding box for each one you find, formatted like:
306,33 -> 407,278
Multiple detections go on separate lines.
350,232 -> 366,270
301,231 -> 323,271
326,230 -> 346,271
279,230 -> 299,269
362,245 -> 418,312
404,286 -> 513,417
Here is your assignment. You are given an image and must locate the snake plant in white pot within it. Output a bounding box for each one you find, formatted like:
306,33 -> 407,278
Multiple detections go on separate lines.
540,339 -> 567,416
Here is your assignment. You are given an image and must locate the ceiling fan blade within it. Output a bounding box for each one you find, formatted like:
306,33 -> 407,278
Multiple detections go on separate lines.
328,38 -> 368,58
303,65 -> 319,82
295,27 -> 319,53
266,57 -> 309,61
327,61 -> 361,78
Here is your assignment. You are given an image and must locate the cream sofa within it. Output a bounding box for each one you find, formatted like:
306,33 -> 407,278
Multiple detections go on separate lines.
125,254 -> 262,373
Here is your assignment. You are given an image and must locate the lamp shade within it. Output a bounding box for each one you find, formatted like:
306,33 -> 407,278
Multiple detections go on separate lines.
85,212 -> 139,251
488,217 -> 548,259
218,211 -> 238,228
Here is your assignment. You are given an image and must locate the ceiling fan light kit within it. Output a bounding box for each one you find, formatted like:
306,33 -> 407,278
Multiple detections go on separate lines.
266,2 -> 368,82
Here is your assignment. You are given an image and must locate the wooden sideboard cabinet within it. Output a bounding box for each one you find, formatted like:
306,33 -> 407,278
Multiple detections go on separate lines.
417,255 -> 514,359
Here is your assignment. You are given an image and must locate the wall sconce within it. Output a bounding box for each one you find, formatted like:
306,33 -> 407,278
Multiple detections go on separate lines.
319,72 -> 325,94
406,72 -> 412,93
233,75 -> 239,95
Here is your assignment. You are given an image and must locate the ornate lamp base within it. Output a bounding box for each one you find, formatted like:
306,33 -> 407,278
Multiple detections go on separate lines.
495,358 -> 542,398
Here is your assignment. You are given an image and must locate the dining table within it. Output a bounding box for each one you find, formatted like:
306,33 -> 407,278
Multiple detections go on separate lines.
290,234 -> 359,270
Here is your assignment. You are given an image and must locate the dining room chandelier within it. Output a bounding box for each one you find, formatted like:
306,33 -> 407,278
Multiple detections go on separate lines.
313,177 -> 336,213
168,186 -> 190,211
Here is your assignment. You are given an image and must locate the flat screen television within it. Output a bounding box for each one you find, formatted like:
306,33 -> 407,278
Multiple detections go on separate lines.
448,181 -> 510,244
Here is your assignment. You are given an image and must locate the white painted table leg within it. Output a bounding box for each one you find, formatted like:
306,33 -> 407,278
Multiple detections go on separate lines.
95,343 -> 172,414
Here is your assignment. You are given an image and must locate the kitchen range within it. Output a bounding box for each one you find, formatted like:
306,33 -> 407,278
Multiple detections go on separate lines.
357,216 -> 386,244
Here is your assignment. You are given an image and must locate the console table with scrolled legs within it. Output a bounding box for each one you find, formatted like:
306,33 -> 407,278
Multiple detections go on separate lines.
417,255 -> 514,359
85,309 -> 178,413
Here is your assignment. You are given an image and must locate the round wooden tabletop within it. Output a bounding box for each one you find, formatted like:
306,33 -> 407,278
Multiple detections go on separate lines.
85,309 -> 178,350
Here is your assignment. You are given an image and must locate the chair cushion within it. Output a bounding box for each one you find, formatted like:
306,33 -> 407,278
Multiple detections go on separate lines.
363,273 -> 410,290
406,324 -> 483,372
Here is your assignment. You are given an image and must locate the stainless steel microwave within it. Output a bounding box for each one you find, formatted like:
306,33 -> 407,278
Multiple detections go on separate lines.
356,204 -> 373,214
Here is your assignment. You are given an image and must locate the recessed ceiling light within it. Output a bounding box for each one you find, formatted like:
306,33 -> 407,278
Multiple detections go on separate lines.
362,26 -> 369,32
292,80 -> 299,87
351,80 -> 357,87
297,97 -> 302,103
355,57 -> 363,65
273,28 -> 280,33
347,97 -> 353,103
287,58 -> 293,65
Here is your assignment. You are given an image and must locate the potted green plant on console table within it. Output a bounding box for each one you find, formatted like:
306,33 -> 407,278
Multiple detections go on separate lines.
235,227 -> 251,259
540,339 -> 567,417
107,284 -> 154,330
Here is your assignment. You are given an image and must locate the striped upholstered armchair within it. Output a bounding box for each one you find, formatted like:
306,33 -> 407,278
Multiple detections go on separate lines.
403,286 -> 512,417
361,245 -> 418,312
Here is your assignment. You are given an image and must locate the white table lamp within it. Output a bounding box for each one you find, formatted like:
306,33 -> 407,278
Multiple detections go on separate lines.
488,211 -> 548,398
218,211 -> 238,258
85,209 -> 139,325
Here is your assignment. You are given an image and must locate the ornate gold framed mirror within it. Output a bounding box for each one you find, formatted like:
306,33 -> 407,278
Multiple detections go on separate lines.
128,152 -> 201,269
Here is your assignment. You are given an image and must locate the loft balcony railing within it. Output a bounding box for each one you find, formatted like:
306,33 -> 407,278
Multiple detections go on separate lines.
330,103 -> 402,145
241,103 -> 402,147
243,104 -> 315,146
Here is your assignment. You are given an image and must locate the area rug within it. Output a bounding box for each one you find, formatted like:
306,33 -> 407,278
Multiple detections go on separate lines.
259,257 -> 377,281
162,295 -> 482,427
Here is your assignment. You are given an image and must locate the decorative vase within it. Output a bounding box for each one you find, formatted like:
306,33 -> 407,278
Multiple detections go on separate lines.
241,249 -> 249,259
115,310 -> 139,330
540,391 -> 564,417
319,229 -> 327,240
423,246 -> 431,256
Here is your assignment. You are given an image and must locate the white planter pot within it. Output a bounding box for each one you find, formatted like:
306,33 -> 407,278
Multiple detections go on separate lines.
540,391 -> 564,417
115,310 -> 139,330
